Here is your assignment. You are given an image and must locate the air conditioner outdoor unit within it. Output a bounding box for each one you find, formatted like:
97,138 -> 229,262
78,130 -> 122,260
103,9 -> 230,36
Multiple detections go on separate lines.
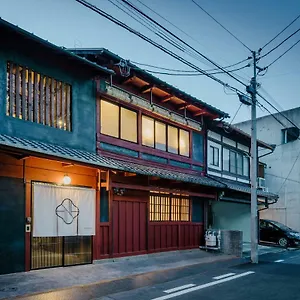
258,177 -> 266,189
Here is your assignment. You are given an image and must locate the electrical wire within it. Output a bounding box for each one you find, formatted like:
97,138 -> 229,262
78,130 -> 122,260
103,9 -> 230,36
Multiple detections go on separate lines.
191,0 -> 252,52
109,0 -> 226,70
265,37 -> 300,68
257,92 -> 299,130
135,0 -> 252,80
131,57 -> 251,73
230,103 -> 243,125
260,27 -> 300,59
261,14 -> 300,50
277,150 -> 300,194
133,64 -> 250,76
119,0 -> 248,87
75,0 -> 249,98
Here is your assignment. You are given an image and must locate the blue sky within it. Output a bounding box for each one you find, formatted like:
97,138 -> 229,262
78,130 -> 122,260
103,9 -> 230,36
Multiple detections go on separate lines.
1,0 -> 299,122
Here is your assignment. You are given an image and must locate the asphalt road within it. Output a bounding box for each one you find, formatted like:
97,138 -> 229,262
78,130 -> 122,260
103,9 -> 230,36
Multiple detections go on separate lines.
95,250 -> 300,300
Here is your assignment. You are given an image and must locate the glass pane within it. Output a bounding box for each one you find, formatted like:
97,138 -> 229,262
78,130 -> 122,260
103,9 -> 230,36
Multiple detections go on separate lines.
214,147 -> 219,166
209,146 -> 214,165
179,129 -> 189,156
243,156 -> 249,177
100,100 -> 119,137
230,150 -> 236,173
155,121 -> 166,151
168,125 -> 178,154
121,107 -> 137,142
223,148 -> 230,171
142,116 -> 154,147
237,153 -> 243,175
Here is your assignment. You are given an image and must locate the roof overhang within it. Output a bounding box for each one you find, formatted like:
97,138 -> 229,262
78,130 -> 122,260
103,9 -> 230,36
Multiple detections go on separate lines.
68,48 -> 229,120
0,134 -> 223,189
0,19 -> 114,76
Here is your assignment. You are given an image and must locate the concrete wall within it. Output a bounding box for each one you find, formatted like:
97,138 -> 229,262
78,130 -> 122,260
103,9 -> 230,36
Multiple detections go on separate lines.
212,201 -> 250,242
236,107 -> 300,232
0,46 -> 97,152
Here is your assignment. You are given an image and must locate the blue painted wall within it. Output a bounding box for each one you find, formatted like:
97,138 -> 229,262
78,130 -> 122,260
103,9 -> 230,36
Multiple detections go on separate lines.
0,46 -> 97,152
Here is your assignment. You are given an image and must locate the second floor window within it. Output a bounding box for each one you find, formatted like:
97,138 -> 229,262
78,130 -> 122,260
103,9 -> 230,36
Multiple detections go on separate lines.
6,62 -> 72,130
223,147 -> 249,177
142,115 -> 189,157
209,145 -> 219,166
100,100 -> 137,143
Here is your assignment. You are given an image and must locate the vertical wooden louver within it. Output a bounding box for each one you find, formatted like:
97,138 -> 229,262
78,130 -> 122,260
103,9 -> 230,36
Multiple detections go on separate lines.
6,62 -> 72,131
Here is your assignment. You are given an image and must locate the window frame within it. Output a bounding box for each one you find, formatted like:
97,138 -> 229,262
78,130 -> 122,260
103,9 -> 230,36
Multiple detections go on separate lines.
100,99 -> 138,143
149,193 -> 191,222
142,114 -> 190,157
209,145 -> 220,167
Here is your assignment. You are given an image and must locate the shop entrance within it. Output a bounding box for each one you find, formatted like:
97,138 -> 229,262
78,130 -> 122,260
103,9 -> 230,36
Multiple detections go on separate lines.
31,183 -> 95,269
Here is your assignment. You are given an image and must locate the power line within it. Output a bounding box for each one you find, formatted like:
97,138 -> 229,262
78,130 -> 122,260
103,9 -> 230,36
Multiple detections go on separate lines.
135,0 -> 252,80
230,103 -> 243,125
260,27 -> 300,59
133,64 -> 250,76
261,14 -> 300,50
191,0 -> 252,52
131,57 -> 251,73
257,92 -> 300,130
75,0 -> 248,98
265,37 -> 300,68
277,150 -> 300,194
119,0 -> 248,87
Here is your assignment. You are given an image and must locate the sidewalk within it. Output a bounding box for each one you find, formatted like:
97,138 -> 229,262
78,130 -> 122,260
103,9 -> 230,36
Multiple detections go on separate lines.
0,244 -> 294,299
242,242 -> 299,257
0,249 -> 234,299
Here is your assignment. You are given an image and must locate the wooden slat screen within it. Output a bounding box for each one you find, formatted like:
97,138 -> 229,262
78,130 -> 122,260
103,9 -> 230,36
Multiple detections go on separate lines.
6,62 -> 72,131
150,192 -> 190,222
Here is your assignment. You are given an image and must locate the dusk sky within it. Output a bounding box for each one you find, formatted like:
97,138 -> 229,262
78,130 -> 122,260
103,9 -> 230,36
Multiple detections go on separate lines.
1,0 -> 299,123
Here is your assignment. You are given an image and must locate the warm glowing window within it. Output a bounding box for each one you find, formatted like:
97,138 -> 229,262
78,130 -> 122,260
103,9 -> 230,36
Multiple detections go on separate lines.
150,193 -> 190,222
179,129 -> 189,157
121,107 -> 137,142
6,62 -> 71,130
168,125 -> 179,154
142,115 -> 154,147
100,100 -> 119,138
155,121 -> 166,151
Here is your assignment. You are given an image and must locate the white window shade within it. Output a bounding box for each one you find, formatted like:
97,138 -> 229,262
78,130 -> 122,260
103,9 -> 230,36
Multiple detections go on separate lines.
33,183 -> 96,237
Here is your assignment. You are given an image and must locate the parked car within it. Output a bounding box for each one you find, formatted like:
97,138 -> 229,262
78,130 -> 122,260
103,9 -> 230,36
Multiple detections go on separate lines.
259,219 -> 300,247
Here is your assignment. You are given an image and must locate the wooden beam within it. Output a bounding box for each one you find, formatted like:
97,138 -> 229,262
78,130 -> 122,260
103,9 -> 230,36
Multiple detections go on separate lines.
161,95 -> 173,103
121,75 -> 135,85
177,103 -> 192,111
193,110 -> 208,117
140,84 -> 153,94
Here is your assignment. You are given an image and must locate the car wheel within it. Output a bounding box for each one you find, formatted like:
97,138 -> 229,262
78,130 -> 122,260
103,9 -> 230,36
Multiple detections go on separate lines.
278,237 -> 288,247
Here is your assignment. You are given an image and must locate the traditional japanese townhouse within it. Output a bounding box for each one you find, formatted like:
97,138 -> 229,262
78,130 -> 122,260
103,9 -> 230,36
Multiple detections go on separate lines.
68,48 -> 234,257
206,121 -> 278,242
0,19 -> 114,274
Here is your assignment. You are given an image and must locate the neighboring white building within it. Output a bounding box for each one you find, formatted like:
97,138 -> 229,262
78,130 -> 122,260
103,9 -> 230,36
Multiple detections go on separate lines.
206,122 -> 277,242
236,107 -> 300,231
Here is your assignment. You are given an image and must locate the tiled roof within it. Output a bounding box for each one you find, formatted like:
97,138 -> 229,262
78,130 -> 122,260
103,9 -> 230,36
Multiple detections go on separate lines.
208,175 -> 278,200
0,134 -> 222,188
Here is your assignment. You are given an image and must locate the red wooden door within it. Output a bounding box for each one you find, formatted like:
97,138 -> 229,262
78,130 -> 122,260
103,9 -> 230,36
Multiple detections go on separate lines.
113,198 -> 147,256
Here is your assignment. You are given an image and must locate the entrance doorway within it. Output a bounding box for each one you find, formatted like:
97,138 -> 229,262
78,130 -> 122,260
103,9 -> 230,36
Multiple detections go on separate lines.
31,236 -> 92,269
31,182 -> 95,269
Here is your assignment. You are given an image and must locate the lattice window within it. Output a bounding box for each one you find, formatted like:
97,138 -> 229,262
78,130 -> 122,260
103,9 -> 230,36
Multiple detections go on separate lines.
6,62 -> 72,131
150,193 -> 190,222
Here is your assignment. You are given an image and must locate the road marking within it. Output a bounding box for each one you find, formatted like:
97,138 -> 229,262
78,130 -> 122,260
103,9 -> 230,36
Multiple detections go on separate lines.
151,271 -> 255,300
275,259 -> 284,263
213,273 -> 236,280
163,284 -> 196,294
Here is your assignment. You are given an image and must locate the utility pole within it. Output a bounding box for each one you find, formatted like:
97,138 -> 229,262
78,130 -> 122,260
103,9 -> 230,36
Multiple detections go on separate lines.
250,51 -> 258,264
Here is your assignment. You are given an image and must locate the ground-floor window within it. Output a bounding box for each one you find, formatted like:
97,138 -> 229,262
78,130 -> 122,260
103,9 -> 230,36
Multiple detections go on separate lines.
149,192 -> 190,221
